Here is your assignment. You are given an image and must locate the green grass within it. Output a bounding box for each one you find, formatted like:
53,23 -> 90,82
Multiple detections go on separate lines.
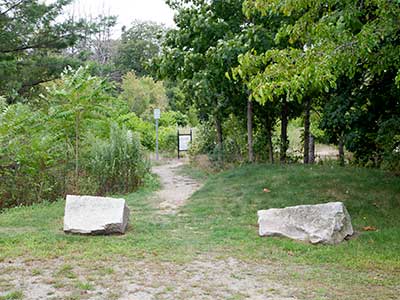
180,164 -> 400,271
75,281 -> 94,291
0,291 -> 23,300
0,163 -> 399,276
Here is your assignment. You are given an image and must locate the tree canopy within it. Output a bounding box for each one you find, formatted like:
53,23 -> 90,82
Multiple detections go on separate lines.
0,0 -> 94,102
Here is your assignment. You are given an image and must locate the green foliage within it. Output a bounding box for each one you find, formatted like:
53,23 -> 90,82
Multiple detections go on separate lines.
188,115 -> 247,165
159,126 -> 178,153
44,66 -> 114,188
0,0 -> 95,103
232,0 -> 400,168
157,0 -> 249,147
188,121 -> 217,159
115,21 -> 166,77
159,111 -> 188,127
119,112 -> 155,150
0,291 -> 23,300
0,103 -> 64,208
118,111 -> 180,154
320,75 -> 400,171
189,113 -> 278,165
0,68 -> 149,209
376,117 -> 400,172
86,124 -> 149,194
240,0 -> 400,100
120,72 -> 167,117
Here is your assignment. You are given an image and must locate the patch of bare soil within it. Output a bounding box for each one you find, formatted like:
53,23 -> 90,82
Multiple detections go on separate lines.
0,256 -> 300,300
152,159 -> 202,214
2,255 -> 398,300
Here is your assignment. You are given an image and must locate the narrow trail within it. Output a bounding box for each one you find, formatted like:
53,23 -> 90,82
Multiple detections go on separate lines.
151,159 -> 202,214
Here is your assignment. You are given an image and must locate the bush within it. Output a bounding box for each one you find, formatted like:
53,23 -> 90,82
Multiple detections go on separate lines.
120,112 -> 155,150
376,117 -> 400,173
85,124 -> 149,194
0,104 -> 65,208
0,68 -> 150,209
120,112 -> 179,153
159,126 -> 177,153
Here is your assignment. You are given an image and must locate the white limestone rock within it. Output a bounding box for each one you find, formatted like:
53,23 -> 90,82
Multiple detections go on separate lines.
64,195 -> 130,234
257,202 -> 353,244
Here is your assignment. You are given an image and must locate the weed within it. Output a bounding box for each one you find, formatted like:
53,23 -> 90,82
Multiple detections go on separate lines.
75,281 -> 94,291
31,268 -> 42,276
0,291 -> 23,300
56,264 -> 76,279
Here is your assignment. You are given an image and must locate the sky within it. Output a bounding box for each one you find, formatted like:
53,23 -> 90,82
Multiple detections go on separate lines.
65,0 -> 176,35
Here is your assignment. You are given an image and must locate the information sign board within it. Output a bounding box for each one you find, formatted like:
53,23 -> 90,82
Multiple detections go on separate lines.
154,108 -> 161,119
177,129 -> 192,159
179,135 -> 191,151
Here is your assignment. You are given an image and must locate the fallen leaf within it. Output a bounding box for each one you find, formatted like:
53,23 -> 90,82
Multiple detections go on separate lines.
363,226 -> 377,231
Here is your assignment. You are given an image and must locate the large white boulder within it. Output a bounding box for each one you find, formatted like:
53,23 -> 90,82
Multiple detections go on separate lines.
257,202 -> 353,244
64,195 -> 130,234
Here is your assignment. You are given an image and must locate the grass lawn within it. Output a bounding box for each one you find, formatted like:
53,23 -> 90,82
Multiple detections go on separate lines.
0,163 -> 399,299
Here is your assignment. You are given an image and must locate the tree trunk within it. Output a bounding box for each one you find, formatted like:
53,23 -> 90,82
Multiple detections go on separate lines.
280,99 -> 289,164
338,134 -> 345,166
247,100 -> 254,163
265,113 -> 274,164
303,98 -> 311,164
267,130 -> 274,163
215,116 -> 223,162
309,135 -> 315,164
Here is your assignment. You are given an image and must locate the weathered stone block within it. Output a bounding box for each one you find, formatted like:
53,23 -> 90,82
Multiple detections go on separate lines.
257,202 -> 353,244
64,195 -> 130,234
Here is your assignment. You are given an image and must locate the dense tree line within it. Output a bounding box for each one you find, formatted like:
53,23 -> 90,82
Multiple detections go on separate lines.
1,0 -> 399,209
156,0 -> 400,171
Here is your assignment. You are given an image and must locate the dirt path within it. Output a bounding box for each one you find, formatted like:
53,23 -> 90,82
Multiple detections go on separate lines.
152,160 -> 202,214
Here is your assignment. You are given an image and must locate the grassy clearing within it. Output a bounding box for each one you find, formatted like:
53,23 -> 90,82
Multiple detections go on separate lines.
0,165 -> 400,270
1,163 -> 399,276
198,164 -> 400,271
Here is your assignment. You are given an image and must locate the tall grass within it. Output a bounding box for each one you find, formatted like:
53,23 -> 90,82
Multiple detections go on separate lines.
86,124 -> 149,194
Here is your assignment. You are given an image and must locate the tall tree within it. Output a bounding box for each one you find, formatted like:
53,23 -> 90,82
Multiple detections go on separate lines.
45,66 -> 112,189
0,0 -> 94,103
156,0 -> 249,160
119,72 -> 168,117
236,0 -> 400,166
114,21 -> 167,78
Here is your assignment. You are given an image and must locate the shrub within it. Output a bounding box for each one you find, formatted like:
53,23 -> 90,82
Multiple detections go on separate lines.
85,123 -> 149,194
376,117 -> 400,173
159,126 -> 177,153
0,68 -> 150,209
0,104 -> 64,208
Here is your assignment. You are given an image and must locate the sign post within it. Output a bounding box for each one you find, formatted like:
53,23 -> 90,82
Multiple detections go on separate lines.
177,129 -> 192,159
154,109 -> 161,160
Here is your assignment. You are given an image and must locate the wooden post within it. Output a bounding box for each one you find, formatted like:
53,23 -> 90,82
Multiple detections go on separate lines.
177,130 -> 180,159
